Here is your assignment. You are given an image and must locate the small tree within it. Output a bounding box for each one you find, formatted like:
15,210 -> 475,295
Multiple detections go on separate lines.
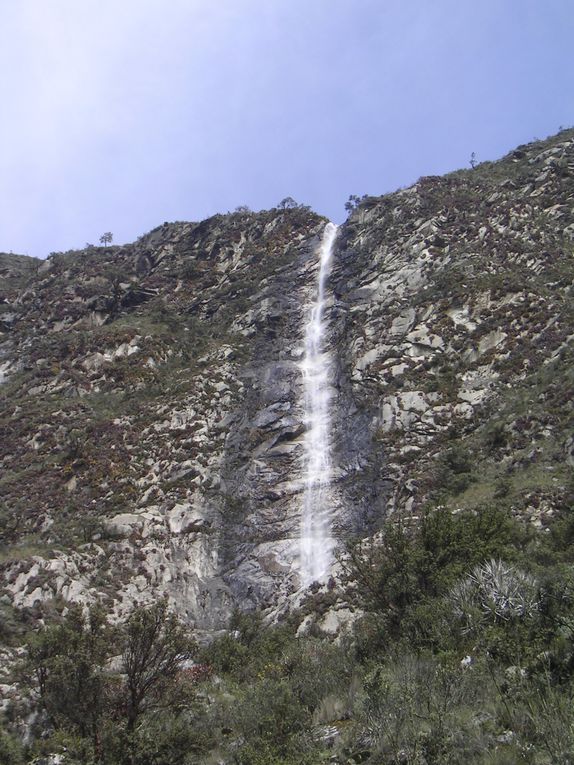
278,196 -> 298,209
25,604 -> 114,754
100,232 -> 113,247
122,600 -> 196,732
104,265 -> 124,315
24,602 -> 199,763
470,152 -> 477,169
344,194 -> 364,213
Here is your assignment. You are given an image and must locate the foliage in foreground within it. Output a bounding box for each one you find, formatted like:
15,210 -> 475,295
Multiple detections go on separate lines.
4,502 -> 574,763
20,600 -> 205,765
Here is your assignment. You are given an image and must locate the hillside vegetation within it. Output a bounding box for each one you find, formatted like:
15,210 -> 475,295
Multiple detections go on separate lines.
1,129 -> 574,762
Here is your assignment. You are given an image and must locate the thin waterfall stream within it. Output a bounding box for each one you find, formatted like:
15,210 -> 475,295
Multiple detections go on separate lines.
299,222 -> 338,586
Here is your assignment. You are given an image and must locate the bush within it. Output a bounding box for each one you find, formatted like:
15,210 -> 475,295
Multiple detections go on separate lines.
127,710 -> 213,765
346,505 -> 525,651
235,677 -> 308,743
23,601 -> 199,763
451,559 -> 541,634
203,612 -> 296,683
431,445 -> 476,498
25,603 -> 112,746
355,653 -> 495,764
349,506 -> 520,609
0,726 -> 24,765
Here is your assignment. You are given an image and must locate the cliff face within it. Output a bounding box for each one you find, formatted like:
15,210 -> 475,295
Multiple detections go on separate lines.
0,207 -> 375,629
1,129 -> 574,630
333,129 -> 574,529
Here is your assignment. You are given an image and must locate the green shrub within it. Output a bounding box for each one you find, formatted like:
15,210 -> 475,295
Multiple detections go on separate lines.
352,506 -> 520,607
0,726 -> 24,765
0,602 -> 25,645
235,739 -> 321,765
451,559 -> 541,634
483,421 -> 509,451
346,505 -> 524,650
127,710 -> 213,765
203,612 -> 296,682
28,729 -> 96,765
355,653 -> 496,765
23,600 -> 199,763
202,632 -> 249,676
431,445 -> 477,498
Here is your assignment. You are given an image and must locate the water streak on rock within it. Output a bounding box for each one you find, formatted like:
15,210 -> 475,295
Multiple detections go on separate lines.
300,222 -> 338,586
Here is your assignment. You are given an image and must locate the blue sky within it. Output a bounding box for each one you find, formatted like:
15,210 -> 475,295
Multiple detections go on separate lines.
1,0 -> 572,258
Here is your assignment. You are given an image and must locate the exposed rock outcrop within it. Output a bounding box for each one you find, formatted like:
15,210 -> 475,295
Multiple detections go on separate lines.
1,129 -> 574,631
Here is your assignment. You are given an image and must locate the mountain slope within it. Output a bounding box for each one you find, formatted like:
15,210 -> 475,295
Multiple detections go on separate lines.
0,208 -> 340,626
332,128 -> 574,530
1,129 -> 574,634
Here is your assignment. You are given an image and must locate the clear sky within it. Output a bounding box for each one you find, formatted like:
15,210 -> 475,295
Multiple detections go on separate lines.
1,0 -> 573,258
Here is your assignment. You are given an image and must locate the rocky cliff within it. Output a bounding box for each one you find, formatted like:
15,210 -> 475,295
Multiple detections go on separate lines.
334,128 -> 574,529
1,129 -> 574,634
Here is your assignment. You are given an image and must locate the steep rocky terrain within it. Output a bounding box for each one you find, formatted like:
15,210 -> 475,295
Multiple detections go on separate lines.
1,208 -> 341,629
1,129 -> 574,640
333,128 -> 574,530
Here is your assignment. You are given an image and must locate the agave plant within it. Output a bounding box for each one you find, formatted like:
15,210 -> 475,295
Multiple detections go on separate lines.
450,559 -> 540,634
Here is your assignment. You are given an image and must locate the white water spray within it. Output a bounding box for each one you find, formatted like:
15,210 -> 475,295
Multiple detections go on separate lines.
299,222 -> 338,586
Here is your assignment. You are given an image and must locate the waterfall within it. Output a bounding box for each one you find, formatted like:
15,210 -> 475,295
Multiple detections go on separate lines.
299,221 -> 338,586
